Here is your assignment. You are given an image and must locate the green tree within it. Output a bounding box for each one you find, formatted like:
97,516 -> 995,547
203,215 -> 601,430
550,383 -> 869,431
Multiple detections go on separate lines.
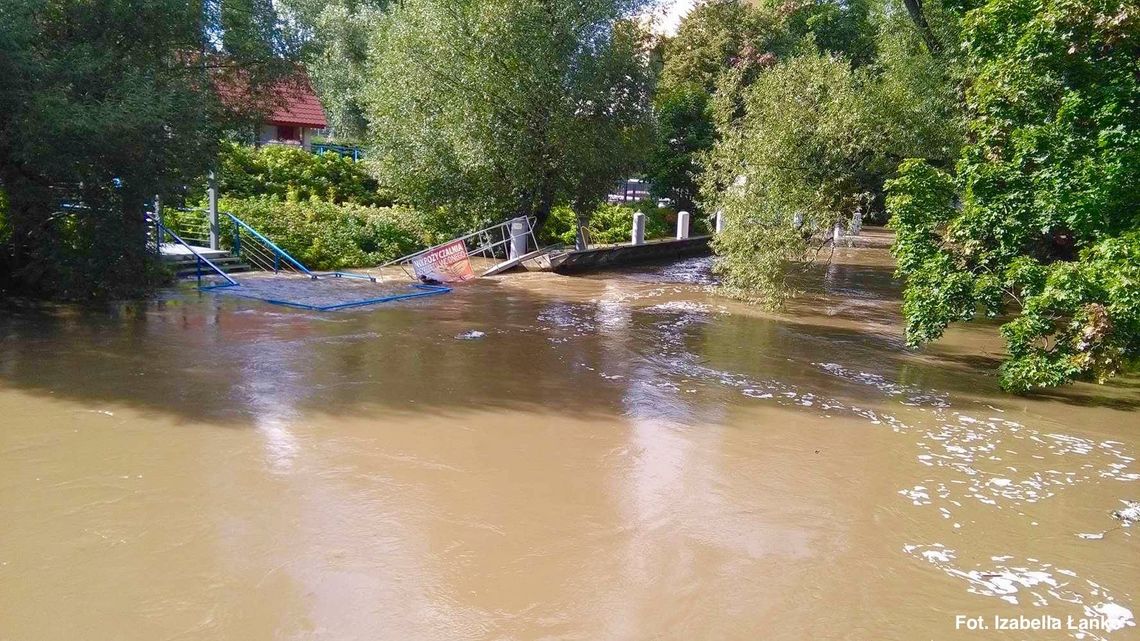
0,0 -> 300,299
693,0 -> 963,303
651,0 -> 889,218
645,83 -> 716,212
701,51 -> 878,303
363,0 -> 655,232
888,0 -> 1140,391
279,0 -> 391,142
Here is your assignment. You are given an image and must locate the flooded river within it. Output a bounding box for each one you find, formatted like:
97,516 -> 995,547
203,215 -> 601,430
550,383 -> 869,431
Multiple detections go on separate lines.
1,248 -> 1137,640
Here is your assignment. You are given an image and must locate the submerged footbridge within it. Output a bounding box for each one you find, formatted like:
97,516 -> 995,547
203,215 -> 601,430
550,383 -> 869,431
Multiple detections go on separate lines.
148,207 -> 449,311
152,203 -> 720,311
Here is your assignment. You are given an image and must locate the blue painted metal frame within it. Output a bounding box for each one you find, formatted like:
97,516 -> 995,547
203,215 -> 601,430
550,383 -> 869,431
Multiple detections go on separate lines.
231,283 -> 451,311
312,143 -> 363,161
184,211 -> 450,311
225,212 -> 314,277
150,216 -> 239,289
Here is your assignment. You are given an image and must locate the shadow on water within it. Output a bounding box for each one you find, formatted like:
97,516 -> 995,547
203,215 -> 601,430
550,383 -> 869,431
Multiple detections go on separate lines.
1,255 -> 1136,430
0,286 -> 643,426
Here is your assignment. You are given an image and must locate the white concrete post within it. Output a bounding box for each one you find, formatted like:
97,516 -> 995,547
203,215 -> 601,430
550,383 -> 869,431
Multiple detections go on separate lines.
509,216 -> 528,260
850,209 -> 863,236
833,221 -> 844,244
631,211 -> 646,245
676,211 -> 690,240
715,210 -> 725,234
207,172 -> 220,250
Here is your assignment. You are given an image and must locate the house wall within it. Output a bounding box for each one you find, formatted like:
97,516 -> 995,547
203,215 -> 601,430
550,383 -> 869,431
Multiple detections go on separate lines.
257,124 -> 313,151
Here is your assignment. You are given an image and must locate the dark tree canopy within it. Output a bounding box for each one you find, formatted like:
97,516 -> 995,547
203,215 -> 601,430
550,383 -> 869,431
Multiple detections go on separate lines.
0,0 -> 300,299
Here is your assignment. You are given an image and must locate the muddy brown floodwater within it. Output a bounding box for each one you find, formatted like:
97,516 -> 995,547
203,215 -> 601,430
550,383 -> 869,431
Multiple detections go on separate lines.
1,248 -> 1138,641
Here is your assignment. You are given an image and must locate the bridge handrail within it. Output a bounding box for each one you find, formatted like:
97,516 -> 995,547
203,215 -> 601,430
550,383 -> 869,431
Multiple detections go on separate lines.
381,216 -> 537,268
147,214 -> 238,287
224,212 -> 314,277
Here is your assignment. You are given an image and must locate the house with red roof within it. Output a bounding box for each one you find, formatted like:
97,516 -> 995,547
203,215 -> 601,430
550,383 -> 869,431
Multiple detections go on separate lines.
255,75 -> 327,150
215,68 -> 334,151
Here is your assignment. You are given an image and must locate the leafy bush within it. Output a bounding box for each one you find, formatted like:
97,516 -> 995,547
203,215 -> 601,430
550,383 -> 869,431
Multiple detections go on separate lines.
217,143 -> 387,206
218,196 -> 436,271
541,202 -> 682,246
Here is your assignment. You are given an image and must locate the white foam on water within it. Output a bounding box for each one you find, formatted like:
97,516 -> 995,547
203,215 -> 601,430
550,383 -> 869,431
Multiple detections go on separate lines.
904,545 -> 1135,639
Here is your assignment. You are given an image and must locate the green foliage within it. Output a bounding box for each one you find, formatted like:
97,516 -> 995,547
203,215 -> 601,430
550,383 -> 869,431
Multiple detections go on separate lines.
542,202 -> 677,246
218,197 -> 441,271
659,0 -> 879,95
278,0 -> 391,142
363,0 -> 655,227
687,0 -> 964,304
646,83 -> 716,212
652,0 -> 895,221
887,0 -> 1140,391
0,0 -> 300,300
702,51 -> 878,303
216,143 -> 386,205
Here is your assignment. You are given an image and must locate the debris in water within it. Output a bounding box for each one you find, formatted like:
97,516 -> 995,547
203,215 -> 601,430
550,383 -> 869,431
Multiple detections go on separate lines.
1111,500 -> 1139,526
456,330 -> 486,340
1077,532 -> 1105,540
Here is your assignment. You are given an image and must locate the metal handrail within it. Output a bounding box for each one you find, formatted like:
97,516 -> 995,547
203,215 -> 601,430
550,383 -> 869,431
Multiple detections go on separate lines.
312,143 -> 364,161
148,215 -> 238,287
381,216 -> 538,267
164,208 -> 212,245
224,212 -> 314,277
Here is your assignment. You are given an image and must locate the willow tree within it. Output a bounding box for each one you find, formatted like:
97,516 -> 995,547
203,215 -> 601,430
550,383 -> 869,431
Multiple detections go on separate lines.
363,0 -> 655,232
0,0 -> 300,299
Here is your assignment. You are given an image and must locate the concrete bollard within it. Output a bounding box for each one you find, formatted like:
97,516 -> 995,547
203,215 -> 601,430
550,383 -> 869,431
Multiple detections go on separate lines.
509,216 -> 529,260
632,211 -> 646,245
833,221 -> 844,244
715,210 -> 725,234
850,210 -> 862,236
676,210 -> 690,240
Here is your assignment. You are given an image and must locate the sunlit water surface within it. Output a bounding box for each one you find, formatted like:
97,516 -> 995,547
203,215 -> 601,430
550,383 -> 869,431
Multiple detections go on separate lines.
1,249 -> 1137,640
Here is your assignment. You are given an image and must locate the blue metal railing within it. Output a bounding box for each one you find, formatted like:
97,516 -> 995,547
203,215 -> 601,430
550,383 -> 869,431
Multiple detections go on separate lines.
147,214 -> 238,288
225,212 -> 314,277
312,143 -> 364,161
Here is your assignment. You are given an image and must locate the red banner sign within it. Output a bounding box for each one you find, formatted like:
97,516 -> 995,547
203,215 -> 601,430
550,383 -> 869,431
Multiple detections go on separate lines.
410,239 -> 475,283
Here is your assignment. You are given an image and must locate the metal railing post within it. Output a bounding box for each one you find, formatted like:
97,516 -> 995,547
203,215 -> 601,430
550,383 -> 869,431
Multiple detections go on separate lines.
207,172 -> 220,250
153,195 -> 164,252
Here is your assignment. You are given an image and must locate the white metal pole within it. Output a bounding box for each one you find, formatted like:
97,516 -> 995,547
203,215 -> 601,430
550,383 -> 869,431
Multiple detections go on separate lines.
207,172 -> 220,250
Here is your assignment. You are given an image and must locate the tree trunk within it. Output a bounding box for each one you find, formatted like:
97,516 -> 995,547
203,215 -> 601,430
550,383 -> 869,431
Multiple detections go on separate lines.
902,0 -> 942,55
